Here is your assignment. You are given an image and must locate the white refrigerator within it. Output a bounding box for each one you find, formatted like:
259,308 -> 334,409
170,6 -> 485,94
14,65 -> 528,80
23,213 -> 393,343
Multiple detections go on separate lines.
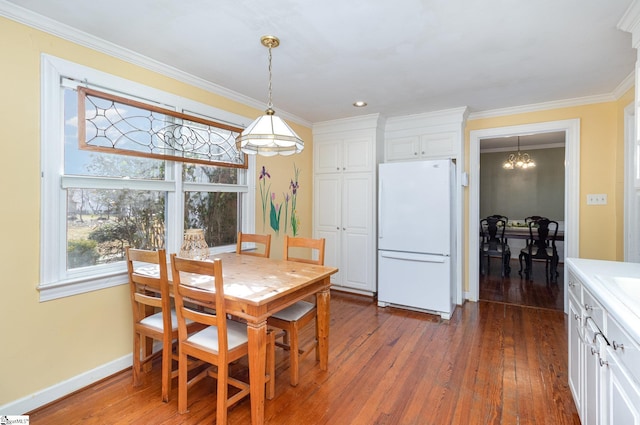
377,159 -> 457,319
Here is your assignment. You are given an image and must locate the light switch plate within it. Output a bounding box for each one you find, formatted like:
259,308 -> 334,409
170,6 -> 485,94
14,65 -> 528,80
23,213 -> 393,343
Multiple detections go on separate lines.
587,194 -> 607,205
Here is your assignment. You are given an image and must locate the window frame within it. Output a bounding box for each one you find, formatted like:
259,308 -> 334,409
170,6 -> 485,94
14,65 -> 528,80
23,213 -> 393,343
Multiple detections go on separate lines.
39,54 -> 256,301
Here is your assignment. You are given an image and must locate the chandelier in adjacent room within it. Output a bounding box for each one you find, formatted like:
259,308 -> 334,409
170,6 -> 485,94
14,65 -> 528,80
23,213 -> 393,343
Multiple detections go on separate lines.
236,35 -> 304,156
503,136 -> 535,169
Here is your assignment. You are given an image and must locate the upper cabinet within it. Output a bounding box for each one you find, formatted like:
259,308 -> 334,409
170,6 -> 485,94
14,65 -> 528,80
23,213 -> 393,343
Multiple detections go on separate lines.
314,136 -> 374,174
384,108 -> 468,162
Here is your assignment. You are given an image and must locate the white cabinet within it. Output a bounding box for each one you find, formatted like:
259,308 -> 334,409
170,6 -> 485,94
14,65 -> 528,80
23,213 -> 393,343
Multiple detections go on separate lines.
385,132 -> 457,161
566,259 -> 640,425
568,275 -> 583,415
383,108 -> 468,162
312,115 -> 382,295
604,315 -> 640,425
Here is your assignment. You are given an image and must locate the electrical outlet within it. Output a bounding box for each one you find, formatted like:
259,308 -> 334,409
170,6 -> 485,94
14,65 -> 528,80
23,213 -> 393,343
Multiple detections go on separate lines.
587,194 -> 607,205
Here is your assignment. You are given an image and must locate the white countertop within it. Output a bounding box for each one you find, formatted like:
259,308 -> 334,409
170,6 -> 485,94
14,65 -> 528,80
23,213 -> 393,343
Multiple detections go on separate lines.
566,257 -> 640,345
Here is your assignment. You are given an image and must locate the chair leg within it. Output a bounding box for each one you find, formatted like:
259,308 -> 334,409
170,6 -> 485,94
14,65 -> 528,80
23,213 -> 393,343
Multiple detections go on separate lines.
216,363 -> 229,425
289,322 -> 300,387
132,333 -> 142,386
518,253 -> 525,277
161,339 -> 172,403
178,350 -> 189,414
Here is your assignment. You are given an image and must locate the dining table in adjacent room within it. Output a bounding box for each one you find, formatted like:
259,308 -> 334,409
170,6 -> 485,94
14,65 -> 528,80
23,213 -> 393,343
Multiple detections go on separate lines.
503,225 -> 565,241
135,251 -> 338,425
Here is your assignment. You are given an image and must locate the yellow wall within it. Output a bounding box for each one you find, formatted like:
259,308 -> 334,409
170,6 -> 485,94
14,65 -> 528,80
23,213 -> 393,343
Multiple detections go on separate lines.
1,15 -> 634,410
463,89 -> 634,291
0,17 -> 311,406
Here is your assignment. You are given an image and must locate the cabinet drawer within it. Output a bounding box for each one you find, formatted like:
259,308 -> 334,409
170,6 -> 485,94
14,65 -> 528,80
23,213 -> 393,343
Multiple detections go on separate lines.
567,272 -> 581,303
607,315 -> 640,386
582,287 -> 605,330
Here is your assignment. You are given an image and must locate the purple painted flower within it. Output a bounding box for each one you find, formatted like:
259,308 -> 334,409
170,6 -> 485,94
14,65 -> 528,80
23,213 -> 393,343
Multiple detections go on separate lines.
290,179 -> 299,195
259,166 -> 271,180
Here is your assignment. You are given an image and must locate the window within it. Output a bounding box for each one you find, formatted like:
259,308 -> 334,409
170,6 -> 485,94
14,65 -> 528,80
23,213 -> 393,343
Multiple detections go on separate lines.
39,55 -> 255,301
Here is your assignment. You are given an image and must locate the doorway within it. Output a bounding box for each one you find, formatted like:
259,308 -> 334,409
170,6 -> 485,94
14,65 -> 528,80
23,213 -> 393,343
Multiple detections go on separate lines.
469,119 -> 580,314
478,133 -> 565,310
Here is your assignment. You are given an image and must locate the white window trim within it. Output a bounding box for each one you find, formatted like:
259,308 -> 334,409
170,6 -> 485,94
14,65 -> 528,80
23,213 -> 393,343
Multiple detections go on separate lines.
39,54 -> 255,301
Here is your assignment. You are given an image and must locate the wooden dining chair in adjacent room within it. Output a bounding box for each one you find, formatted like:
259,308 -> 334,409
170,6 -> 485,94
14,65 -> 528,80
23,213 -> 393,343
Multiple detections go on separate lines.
236,231 -> 271,258
126,247 -> 204,402
479,216 -> 511,277
169,254 -> 275,423
518,217 -> 560,283
267,235 -> 325,386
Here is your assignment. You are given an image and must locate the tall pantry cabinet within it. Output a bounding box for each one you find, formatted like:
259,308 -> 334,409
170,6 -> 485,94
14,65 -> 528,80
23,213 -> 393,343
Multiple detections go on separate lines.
312,114 -> 384,295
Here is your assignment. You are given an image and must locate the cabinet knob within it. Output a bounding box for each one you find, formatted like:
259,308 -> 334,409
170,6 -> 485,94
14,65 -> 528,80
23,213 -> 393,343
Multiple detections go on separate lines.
613,341 -> 625,351
590,347 -> 598,356
336,167 -> 340,171
599,358 -> 609,368
568,281 -> 575,288
343,227 -> 346,231
414,152 -> 418,156
343,167 -> 346,170
584,303 -> 593,311
336,227 -> 340,230
421,151 -> 425,155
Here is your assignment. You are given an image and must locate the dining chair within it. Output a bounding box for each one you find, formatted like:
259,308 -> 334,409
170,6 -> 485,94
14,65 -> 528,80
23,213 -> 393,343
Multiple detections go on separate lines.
236,231 -> 271,258
126,247 -> 204,403
267,235 -> 325,386
169,254 -> 275,422
479,216 -> 511,277
518,217 -> 560,283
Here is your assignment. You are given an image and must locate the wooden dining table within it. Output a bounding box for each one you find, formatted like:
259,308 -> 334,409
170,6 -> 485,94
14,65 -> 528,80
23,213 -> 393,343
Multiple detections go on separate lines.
503,226 -> 565,241
136,251 -> 338,425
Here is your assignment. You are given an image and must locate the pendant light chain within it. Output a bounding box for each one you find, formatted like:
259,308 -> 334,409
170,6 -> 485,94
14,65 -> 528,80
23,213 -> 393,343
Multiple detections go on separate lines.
267,45 -> 274,110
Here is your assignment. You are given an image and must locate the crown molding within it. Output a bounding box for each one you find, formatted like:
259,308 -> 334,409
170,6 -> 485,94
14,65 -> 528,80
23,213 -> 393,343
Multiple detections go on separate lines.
0,0 -> 312,128
468,91 -> 619,121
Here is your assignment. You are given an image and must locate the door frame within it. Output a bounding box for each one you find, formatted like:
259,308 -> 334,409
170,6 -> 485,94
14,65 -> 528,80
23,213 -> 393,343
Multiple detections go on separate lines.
468,119 -> 580,314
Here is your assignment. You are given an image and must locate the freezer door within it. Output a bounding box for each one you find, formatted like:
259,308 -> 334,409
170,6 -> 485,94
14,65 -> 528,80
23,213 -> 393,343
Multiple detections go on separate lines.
377,251 -> 452,315
378,160 -> 451,255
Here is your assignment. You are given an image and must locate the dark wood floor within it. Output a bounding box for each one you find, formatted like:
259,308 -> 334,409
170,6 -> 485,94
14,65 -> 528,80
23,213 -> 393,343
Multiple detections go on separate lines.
28,290 -> 578,424
480,258 -> 565,311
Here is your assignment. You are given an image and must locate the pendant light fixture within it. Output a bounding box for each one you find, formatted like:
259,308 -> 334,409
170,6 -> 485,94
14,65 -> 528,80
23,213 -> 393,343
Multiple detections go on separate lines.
236,35 -> 304,156
503,136 -> 535,169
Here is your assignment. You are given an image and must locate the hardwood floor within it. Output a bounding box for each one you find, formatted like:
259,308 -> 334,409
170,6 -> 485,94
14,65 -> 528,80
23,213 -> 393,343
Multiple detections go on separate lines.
28,291 -> 579,424
480,258 -> 565,311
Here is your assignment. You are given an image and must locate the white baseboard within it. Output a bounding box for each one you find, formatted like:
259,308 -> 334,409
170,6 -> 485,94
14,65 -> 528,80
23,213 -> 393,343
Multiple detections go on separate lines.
0,354 -> 132,415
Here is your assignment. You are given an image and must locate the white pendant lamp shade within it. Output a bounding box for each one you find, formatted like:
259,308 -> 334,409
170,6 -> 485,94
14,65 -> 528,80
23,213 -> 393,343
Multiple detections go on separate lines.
236,35 -> 304,156
236,108 -> 304,156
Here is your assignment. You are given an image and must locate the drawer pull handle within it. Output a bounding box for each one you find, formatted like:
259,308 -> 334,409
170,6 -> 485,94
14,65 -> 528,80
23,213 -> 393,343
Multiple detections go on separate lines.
612,341 -> 625,351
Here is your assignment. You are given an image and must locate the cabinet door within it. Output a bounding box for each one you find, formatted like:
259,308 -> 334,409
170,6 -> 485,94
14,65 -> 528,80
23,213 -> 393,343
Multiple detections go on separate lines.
606,348 -> 640,425
385,136 -> 419,161
419,132 -> 456,158
568,296 -> 583,416
341,173 -> 373,291
314,139 -> 342,173
583,318 -> 606,425
314,174 -> 342,284
343,137 -> 373,172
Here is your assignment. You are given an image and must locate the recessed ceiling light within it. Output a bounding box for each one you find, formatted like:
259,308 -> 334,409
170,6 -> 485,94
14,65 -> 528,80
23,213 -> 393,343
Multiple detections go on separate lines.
353,101 -> 367,107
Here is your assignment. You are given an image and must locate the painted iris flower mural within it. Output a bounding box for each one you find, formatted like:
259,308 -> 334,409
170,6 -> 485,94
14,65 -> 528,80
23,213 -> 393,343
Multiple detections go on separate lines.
259,164 -> 301,236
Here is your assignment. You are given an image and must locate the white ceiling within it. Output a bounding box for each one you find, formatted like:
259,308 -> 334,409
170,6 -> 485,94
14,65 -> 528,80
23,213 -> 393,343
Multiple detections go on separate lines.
2,0 -> 636,124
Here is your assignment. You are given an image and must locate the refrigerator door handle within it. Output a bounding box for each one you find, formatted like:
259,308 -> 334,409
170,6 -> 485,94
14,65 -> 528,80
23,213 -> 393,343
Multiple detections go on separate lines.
380,252 -> 446,263
378,179 -> 383,239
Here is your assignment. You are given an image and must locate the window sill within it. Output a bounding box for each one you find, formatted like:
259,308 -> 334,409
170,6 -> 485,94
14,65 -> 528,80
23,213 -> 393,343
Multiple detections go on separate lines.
37,271 -> 128,302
